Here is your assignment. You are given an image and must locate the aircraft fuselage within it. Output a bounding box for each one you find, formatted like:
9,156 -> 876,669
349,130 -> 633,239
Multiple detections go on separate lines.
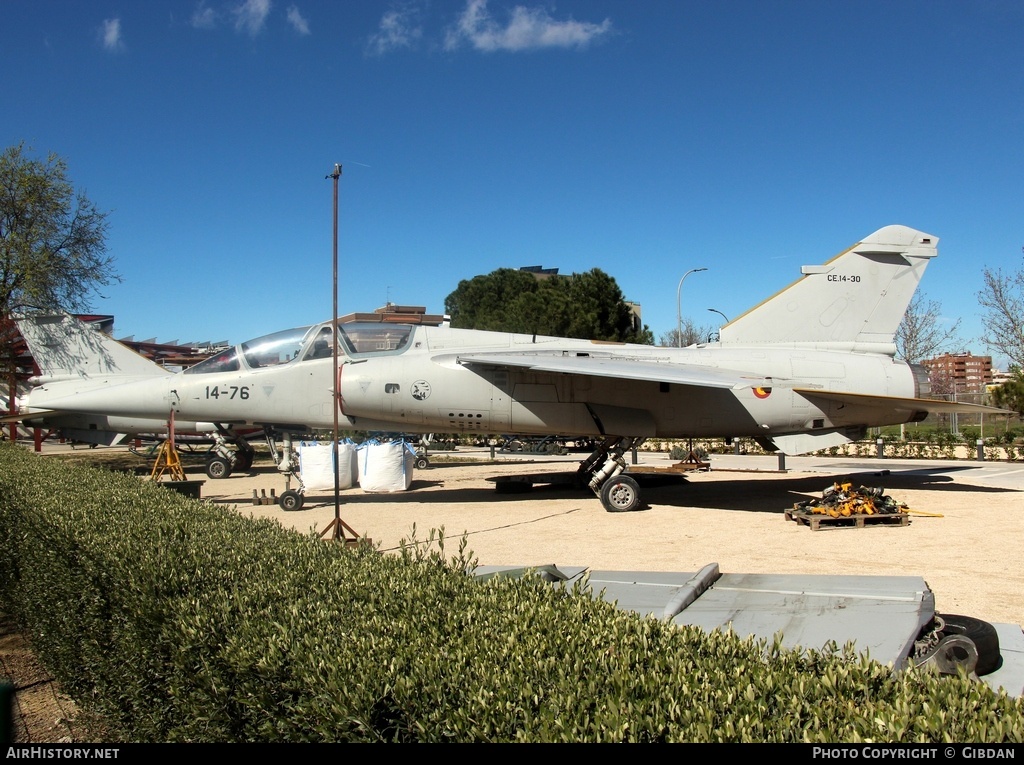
25,322 -> 924,443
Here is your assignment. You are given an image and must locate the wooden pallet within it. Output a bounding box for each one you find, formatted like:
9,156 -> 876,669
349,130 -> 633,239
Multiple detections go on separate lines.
784,507 -> 910,531
631,459 -> 711,475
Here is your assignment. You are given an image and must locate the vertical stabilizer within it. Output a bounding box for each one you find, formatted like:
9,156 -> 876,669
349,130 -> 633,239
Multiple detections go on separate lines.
718,225 -> 937,353
17,314 -> 170,382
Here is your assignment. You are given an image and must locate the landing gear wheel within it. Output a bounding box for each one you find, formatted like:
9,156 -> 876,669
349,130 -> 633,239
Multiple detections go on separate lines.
600,474 -> 642,512
205,456 -> 232,480
278,489 -> 304,512
927,635 -> 979,676
937,614 -> 1001,676
415,456 -> 429,470
235,452 -> 254,471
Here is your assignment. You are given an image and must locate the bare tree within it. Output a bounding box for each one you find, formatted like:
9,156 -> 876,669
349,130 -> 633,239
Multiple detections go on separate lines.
894,291 -> 964,363
977,254 -> 1024,370
659,319 -> 716,348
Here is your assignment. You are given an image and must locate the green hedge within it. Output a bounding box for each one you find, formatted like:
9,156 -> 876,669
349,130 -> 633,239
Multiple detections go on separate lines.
1,443 -> 1022,742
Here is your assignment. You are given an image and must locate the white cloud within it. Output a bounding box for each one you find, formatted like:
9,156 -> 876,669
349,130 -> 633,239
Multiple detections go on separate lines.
191,3 -> 217,30
99,17 -> 125,52
286,5 -> 310,35
367,6 -> 423,55
444,0 -> 611,52
233,0 -> 272,37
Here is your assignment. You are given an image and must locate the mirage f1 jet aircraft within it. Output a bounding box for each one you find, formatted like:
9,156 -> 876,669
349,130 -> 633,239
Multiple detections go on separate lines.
12,225 -> 1001,512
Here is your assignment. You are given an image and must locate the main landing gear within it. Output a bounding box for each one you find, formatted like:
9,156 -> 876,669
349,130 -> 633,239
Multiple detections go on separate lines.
204,426 -> 256,480
576,436 -> 646,513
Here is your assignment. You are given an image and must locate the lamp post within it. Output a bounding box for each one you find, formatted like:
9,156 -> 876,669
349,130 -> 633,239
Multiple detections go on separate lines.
676,268 -> 707,347
707,308 -> 729,324
707,308 -> 728,343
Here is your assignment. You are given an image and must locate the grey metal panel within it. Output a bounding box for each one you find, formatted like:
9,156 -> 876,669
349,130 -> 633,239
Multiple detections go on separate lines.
584,570 -> 705,617
584,571 -> 933,670
670,574 -> 933,670
985,624 -> 1024,698
470,565 -> 1024,693
472,564 -> 589,584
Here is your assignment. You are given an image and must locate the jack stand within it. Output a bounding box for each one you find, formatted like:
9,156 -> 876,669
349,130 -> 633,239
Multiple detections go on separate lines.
151,411 -> 187,482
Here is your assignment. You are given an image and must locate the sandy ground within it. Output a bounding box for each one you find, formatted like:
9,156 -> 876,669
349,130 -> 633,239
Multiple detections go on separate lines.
189,449 -> 1024,628
5,445 -> 1024,741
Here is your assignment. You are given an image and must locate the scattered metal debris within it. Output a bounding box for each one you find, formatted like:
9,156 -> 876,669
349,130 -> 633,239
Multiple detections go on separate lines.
794,481 -> 911,518
786,482 -> 911,530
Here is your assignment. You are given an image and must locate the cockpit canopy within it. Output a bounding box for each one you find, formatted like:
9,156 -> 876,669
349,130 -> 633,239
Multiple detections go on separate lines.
184,322 -> 415,374
336,323 -> 413,354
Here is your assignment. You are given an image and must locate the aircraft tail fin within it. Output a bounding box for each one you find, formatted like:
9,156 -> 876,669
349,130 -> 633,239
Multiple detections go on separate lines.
718,225 -> 937,354
16,313 -> 171,383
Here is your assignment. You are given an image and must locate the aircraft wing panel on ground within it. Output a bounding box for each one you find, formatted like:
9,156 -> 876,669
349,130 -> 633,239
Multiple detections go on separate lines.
456,352 -> 766,389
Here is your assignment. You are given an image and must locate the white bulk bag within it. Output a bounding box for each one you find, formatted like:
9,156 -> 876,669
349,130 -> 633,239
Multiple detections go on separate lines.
298,440 -> 357,491
357,440 -> 415,492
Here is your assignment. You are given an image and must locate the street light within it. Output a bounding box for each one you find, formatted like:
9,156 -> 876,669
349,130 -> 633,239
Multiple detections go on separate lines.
676,268 -> 707,347
707,308 -> 729,323
706,308 -> 728,343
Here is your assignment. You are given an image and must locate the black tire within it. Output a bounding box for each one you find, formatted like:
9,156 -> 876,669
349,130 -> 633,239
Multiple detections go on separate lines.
600,474 -> 642,512
937,614 -> 1001,676
235,452 -> 254,471
415,456 -> 429,470
205,456 -> 231,480
278,489 -> 304,512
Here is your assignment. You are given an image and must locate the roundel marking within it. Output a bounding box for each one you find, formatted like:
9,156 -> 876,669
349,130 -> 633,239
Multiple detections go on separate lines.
753,386 -> 772,399
411,380 -> 432,401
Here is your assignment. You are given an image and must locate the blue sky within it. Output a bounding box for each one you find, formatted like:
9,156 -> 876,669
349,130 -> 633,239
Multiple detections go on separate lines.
4,1 -> 1022,366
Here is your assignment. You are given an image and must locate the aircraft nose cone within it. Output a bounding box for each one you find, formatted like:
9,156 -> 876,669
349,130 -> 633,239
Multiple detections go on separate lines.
31,377 -> 171,419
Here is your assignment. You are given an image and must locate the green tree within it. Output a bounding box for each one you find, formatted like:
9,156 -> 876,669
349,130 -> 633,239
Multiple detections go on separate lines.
444,267 -> 653,343
991,368 -> 1024,417
978,253 -> 1024,370
443,268 -> 537,333
1,143 -> 117,317
2,143 -> 119,436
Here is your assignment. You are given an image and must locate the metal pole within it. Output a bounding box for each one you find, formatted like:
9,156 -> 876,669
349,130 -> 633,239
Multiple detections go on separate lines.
331,165 -> 341,529
676,268 -> 707,347
319,167 -> 361,545
320,163 -> 355,544
707,308 -> 728,342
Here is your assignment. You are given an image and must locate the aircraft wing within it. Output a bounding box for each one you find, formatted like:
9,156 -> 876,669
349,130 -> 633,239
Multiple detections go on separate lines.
1,409 -> 57,424
794,389 -> 1012,415
456,352 -> 769,389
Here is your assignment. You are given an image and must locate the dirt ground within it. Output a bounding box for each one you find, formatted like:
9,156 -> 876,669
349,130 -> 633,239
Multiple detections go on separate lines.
4,447 -> 1023,742
213,453 -> 1024,627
